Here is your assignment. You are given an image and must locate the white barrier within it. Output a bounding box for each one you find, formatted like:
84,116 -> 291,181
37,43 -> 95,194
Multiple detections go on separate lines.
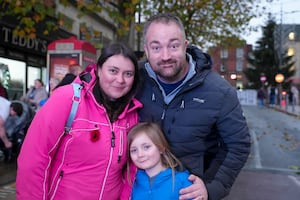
236,89 -> 257,106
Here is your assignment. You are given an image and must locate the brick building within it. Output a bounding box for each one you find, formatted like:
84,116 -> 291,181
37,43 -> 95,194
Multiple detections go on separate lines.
209,44 -> 252,89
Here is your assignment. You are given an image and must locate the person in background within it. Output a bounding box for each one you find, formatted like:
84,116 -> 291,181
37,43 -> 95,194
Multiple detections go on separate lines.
0,80 -> 8,99
136,13 -> 250,200
291,85 -> 299,106
0,97 -> 23,161
268,86 -> 277,105
257,87 -> 266,107
0,96 -> 13,150
38,77 -> 61,107
16,43 -> 142,200
128,122 -> 193,200
55,64 -> 82,89
49,77 -> 60,95
20,79 -> 48,110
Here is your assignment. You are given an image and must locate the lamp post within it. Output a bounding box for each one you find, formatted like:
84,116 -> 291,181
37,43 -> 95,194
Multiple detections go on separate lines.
275,73 -> 285,108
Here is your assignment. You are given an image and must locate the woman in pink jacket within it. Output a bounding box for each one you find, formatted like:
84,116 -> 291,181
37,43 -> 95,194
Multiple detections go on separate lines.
16,43 -> 142,200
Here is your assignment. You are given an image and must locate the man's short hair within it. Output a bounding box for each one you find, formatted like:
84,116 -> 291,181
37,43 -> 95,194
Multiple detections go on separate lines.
11,102 -> 23,116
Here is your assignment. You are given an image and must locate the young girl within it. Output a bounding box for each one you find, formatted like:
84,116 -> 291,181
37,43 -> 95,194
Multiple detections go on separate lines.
127,122 -> 192,199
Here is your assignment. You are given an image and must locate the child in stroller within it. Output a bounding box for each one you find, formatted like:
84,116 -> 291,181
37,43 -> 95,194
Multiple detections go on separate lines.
0,100 -> 35,162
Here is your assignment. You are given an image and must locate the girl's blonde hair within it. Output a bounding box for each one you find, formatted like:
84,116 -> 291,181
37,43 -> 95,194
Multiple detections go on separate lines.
127,122 -> 184,186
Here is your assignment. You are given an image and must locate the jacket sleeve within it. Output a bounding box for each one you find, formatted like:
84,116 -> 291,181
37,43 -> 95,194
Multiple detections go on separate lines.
16,85 -> 74,200
204,87 -> 251,200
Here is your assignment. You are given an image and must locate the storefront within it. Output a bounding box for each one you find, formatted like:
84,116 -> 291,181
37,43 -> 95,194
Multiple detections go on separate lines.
0,18 -> 74,100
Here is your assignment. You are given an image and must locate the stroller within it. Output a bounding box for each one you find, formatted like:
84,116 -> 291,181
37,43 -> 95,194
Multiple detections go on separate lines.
0,100 -> 35,162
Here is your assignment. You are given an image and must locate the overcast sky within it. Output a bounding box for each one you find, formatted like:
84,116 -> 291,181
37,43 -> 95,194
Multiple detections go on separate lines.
242,0 -> 300,46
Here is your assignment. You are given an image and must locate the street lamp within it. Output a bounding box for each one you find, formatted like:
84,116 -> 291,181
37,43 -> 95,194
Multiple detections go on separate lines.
275,73 -> 284,83
230,73 -> 237,80
275,73 -> 285,107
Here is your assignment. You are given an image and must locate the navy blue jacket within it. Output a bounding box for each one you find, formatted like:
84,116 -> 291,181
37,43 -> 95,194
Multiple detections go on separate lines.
136,45 -> 250,200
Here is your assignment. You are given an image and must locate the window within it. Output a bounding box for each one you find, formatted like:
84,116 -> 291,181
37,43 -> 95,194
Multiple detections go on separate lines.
220,64 -> 226,72
288,48 -> 294,56
236,48 -> 243,58
236,59 -> 243,71
289,32 -> 295,40
220,49 -> 228,58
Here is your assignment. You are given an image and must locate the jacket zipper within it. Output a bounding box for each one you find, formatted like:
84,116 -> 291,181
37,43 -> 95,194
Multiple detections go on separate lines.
99,123 -> 115,199
49,170 -> 64,200
111,131 -> 115,147
118,130 -> 123,163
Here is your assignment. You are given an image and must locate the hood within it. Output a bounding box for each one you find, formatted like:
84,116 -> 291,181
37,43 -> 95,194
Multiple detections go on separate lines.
73,63 -> 97,92
186,45 -> 212,71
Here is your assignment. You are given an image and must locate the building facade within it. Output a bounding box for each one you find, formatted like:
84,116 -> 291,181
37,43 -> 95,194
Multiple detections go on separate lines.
274,24 -> 300,80
0,1 -> 117,100
209,44 -> 252,89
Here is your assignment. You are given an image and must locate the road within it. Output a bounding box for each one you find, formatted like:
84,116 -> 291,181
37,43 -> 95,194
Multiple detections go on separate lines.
243,105 -> 300,172
0,105 -> 300,200
224,105 -> 300,200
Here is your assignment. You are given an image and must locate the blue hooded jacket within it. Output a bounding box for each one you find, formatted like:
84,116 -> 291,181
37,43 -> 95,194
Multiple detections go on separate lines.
131,168 -> 192,200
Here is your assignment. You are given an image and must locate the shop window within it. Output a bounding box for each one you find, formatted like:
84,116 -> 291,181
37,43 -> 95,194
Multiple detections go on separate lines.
27,66 -> 47,89
0,57 -> 25,100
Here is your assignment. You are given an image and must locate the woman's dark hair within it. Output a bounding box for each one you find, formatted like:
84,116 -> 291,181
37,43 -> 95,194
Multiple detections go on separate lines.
94,42 -> 139,122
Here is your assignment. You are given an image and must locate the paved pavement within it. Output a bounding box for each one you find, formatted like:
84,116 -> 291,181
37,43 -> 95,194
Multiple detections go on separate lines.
223,169 -> 300,200
0,182 -> 15,200
268,104 -> 300,118
0,158 -> 16,200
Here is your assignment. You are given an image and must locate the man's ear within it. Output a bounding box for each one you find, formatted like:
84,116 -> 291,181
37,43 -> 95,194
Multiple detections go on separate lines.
144,45 -> 148,58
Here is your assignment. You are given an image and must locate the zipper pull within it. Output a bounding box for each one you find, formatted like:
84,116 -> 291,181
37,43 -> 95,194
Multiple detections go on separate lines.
161,109 -> 165,120
180,100 -> 185,108
111,131 -> 115,147
60,170 -> 64,177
